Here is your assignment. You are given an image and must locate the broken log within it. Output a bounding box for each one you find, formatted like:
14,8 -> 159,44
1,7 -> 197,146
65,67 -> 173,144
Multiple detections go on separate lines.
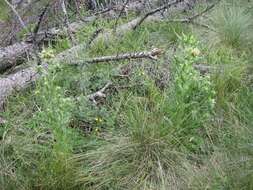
0,47 -> 162,111
0,1 -> 148,74
0,66 -> 39,111
0,20 -> 86,74
0,42 -> 32,73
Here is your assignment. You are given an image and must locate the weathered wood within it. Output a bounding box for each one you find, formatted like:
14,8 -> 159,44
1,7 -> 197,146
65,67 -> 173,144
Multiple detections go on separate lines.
0,66 -> 38,111
0,1 -> 147,73
133,0 -> 184,30
0,47 -> 162,111
0,42 -> 32,73
0,6 -> 176,111
80,48 -> 163,64
0,21 -> 86,73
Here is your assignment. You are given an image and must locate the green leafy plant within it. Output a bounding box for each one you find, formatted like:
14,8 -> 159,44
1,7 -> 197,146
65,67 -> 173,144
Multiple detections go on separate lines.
165,34 -> 216,151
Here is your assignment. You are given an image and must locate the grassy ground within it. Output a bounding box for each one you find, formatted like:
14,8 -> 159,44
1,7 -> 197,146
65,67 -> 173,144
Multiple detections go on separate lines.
0,1 -> 8,21
1,1 -> 253,189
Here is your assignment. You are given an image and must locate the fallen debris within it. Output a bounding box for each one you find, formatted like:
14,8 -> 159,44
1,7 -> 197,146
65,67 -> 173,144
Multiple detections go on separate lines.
75,48 -> 163,65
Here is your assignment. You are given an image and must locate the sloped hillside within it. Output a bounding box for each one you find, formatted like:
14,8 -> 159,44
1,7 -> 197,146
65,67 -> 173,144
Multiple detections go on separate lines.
0,0 -> 253,189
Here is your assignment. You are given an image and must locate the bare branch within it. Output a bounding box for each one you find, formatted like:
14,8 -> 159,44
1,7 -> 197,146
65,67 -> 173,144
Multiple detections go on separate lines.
3,0 -> 28,31
61,0 -> 77,45
166,0 -> 221,31
114,0 -> 130,30
133,0 -> 184,30
32,3 -> 50,65
87,82 -> 112,104
74,48 -> 163,65
86,28 -> 104,48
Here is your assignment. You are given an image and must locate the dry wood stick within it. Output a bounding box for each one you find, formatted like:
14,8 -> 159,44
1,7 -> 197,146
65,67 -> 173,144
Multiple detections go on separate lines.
76,48 -> 163,65
31,3 -> 50,65
166,0 -> 221,31
61,0 -> 77,45
114,0 -> 130,30
86,28 -> 104,48
3,0 -> 27,31
133,0 -> 184,30
87,82 -> 112,104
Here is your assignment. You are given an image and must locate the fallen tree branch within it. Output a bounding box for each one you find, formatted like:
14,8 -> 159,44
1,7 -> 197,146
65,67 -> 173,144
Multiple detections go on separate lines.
114,0 -> 130,30
3,0 -> 28,31
31,3 -> 50,65
0,1 -> 149,74
87,82 -> 112,104
86,28 -> 104,48
166,0 -> 220,31
61,0 -> 77,45
0,66 -> 39,111
77,48 -> 163,65
133,0 -> 184,30
0,21 -> 85,74
0,42 -> 32,73
0,47 -> 162,111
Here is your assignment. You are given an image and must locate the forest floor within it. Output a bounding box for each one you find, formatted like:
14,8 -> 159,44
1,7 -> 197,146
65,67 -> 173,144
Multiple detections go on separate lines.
1,1 -> 253,190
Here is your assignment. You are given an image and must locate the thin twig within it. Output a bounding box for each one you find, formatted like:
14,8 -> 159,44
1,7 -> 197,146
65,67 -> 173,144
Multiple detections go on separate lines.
4,0 -> 28,31
61,0 -> 77,45
114,0 -> 130,30
86,28 -> 104,48
32,3 -> 50,65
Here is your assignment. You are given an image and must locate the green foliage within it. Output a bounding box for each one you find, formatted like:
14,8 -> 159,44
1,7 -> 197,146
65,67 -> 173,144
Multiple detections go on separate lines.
210,2 -> 253,49
1,3 -> 253,189
166,34 -> 215,152
0,1 -> 8,20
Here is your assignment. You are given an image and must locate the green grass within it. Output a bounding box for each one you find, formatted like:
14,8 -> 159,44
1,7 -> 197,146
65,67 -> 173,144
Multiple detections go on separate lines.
1,2 -> 253,189
0,1 -> 8,21
209,1 -> 253,49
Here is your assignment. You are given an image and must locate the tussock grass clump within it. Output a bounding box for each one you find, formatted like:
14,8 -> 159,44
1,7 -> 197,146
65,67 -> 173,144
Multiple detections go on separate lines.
73,35 -> 217,189
210,2 -> 253,49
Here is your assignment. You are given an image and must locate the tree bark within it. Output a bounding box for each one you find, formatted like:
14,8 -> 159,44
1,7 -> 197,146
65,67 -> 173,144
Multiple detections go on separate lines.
0,42 -> 32,73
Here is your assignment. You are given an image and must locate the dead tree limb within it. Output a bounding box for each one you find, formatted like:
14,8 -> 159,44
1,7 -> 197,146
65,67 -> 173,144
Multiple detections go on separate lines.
87,82 -> 112,104
133,0 -> 184,30
82,48 -> 163,64
0,66 -> 39,111
114,0 -> 130,30
0,42 -> 32,73
0,47 -> 162,111
166,0 -> 221,31
3,0 -> 27,31
31,3 -> 50,65
61,0 -> 77,45
86,28 -> 104,48
0,21 -> 86,74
